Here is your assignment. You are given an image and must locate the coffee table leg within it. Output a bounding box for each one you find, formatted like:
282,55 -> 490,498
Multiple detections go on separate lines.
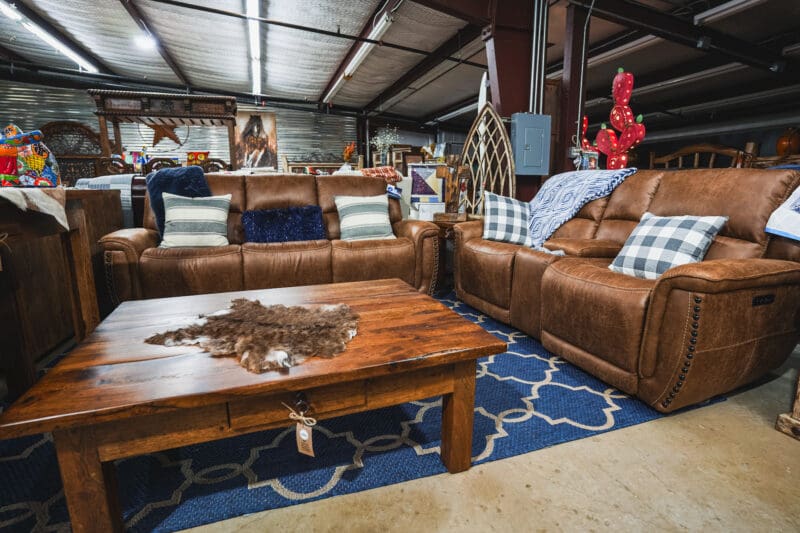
441,359 -> 476,473
54,428 -> 123,533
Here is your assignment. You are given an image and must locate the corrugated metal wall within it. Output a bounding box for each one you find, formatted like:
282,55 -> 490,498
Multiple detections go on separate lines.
0,81 -> 357,170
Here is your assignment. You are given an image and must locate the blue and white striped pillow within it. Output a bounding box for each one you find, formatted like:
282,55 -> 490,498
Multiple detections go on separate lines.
159,192 -> 231,248
334,194 -> 396,241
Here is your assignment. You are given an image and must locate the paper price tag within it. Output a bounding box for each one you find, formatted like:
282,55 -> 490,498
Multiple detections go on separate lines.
296,422 -> 315,457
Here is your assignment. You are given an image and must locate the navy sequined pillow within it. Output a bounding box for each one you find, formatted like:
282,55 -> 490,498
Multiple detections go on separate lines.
242,205 -> 327,243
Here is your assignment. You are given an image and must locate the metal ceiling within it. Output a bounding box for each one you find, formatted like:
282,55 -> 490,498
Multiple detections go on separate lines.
0,0 -> 797,140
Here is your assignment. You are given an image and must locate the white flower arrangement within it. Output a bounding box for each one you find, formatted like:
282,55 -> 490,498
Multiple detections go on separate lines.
371,126 -> 399,156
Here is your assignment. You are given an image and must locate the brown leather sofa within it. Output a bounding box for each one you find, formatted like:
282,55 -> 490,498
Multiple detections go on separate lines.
455,168 -> 800,412
100,173 -> 440,302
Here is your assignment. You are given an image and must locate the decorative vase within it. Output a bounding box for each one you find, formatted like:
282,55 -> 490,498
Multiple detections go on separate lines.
380,151 -> 388,166
776,128 -> 800,156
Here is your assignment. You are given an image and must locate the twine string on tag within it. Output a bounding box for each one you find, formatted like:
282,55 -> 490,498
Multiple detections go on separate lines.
281,402 -> 317,427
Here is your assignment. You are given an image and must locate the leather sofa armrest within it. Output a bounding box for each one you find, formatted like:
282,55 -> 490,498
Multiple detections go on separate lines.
638,258 -> 800,412
543,238 -> 622,258
453,219 -> 483,243
99,228 -> 160,303
654,258 -> 800,294
392,219 -> 440,294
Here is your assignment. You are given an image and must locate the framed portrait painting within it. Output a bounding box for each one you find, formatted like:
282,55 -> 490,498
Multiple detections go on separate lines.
236,113 -> 278,169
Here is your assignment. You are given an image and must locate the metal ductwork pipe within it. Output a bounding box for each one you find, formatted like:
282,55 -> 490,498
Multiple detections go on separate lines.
641,111 -> 800,144
529,0 -> 549,113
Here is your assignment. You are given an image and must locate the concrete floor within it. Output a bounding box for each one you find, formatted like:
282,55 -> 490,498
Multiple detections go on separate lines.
185,347 -> 800,533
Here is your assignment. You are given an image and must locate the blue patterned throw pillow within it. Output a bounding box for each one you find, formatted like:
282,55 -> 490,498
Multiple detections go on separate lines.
609,212 -> 728,279
528,168 -> 637,248
482,191 -> 532,246
242,206 -> 327,243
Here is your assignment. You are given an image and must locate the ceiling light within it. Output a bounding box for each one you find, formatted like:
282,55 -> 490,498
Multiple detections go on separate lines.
246,0 -> 261,95
0,0 -> 98,72
134,34 -> 157,50
325,12 -> 394,104
323,74 -> 346,104
0,1 -> 21,21
435,102 -> 478,123
693,0 -> 767,26
20,21 -> 98,72
344,13 -> 393,77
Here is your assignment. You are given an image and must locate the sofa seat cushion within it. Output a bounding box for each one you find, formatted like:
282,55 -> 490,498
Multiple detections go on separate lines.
331,237 -> 415,285
459,238 -> 519,310
242,240 -> 332,289
543,238 -> 622,257
139,245 -> 243,298
541,258 -> 655,376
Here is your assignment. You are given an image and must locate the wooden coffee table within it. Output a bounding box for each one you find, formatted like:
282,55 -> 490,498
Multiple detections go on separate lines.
0,279 -> 506,532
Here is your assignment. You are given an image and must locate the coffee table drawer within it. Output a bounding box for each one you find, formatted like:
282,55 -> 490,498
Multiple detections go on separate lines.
228,381 -> 367,430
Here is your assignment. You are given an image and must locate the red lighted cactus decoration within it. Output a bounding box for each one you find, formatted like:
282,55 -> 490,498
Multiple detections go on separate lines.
592,68 -> 646,169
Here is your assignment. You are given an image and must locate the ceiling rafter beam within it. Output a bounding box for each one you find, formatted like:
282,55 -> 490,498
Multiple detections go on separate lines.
118,0 -> 190,87
318,0 -> 402,105
0,43 -> 27,62
363,23 -> 483,113
420,94 -> 478,124
568,0 -> 796,76
3,0 -> 114,74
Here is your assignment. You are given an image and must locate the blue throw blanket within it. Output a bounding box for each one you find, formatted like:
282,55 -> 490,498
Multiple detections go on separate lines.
528,168 -> 638,250
146,166 -> 211,235
75,173 -> 137,228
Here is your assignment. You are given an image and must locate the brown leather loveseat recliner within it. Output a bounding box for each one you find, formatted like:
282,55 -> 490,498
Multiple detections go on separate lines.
455,168 -> 800,413
100,173 -> 440,302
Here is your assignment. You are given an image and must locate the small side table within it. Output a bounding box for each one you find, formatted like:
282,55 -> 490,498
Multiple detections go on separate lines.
776,372 -> 800,440
433,219 -> 459,295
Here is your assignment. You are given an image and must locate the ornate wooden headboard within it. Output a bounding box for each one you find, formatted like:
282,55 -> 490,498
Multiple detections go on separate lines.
41,121 -> 107,185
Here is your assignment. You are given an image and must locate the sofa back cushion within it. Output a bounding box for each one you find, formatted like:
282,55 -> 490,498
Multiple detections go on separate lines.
316,175 -> 402,239
548,197 -> 608,240
595,170 -> 663,244
144,173 -> 246,244
646,168 -> 800,259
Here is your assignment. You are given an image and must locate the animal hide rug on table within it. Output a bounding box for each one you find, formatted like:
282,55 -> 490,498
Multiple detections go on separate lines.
145,299 -> 359,373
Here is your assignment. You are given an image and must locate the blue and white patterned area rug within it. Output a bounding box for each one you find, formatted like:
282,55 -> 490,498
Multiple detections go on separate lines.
1,294 -> 667,532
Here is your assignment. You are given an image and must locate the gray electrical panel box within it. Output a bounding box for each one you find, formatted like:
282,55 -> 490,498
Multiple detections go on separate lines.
510,113 -> 551,176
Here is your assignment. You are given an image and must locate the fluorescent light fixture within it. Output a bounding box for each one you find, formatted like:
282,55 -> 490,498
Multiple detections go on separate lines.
246,0 -> 261,95
0,1 -> 21,21
134,34 -> 157,50
694,0 -> 767,26
344,13 -> 393,77
435,102 -> 478,123
323,74 -> 345,104
21,21 -> 98,72
324,12 -> 394,104
0,0 -> 98,72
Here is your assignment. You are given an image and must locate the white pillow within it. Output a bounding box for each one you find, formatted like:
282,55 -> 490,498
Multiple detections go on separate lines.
334,194 -> 396,241
159,192 -> 232,248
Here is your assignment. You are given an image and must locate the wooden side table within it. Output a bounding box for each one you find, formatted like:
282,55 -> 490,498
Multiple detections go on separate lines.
0,193 -> 99,399
433,219 -> 459,295
776,372 -> 800,440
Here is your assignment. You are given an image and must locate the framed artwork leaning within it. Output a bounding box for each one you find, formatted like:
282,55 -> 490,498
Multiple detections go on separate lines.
236,113 -> 278,169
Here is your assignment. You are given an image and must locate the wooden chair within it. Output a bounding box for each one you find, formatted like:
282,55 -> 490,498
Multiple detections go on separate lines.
748,153 -> 800,168
649,143 -> 752,169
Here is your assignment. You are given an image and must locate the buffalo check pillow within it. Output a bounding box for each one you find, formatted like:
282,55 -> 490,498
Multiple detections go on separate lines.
482,191 -> 532,246
159,192 -> 231,248
609,212 -> 728,279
